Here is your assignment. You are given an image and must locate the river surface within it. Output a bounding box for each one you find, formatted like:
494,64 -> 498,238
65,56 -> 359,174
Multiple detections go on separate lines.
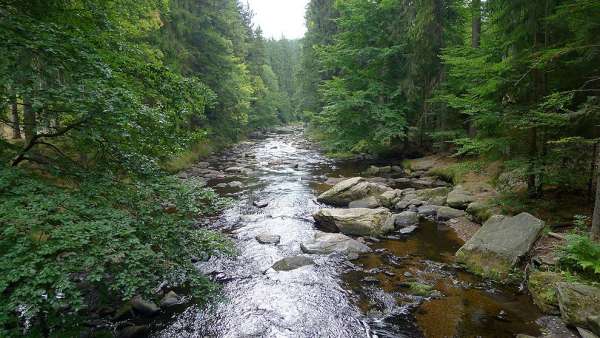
154,127 -> 543,338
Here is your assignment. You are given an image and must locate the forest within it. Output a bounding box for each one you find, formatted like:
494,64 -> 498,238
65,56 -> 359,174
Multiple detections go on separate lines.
1,0 -> 600,337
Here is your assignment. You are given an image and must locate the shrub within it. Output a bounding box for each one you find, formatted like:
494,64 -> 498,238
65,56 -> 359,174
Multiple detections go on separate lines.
0,167 -> 232,336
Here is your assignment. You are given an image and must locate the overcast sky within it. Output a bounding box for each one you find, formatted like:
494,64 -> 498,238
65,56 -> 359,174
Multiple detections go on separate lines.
246,0 -> 309,40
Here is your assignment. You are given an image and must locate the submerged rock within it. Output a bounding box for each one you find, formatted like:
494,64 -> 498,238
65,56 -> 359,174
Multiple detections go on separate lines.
317,177 -> 391,206
557,282 -> 600,333
272,256 -> 314,271
313,208 -> 395,236
255,234 -> 281,245
301,232 -> 371,256
456,213 -> 545,280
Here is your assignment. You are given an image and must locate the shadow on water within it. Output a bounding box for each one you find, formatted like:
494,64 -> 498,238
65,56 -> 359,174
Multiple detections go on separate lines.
150,128 -> 542,338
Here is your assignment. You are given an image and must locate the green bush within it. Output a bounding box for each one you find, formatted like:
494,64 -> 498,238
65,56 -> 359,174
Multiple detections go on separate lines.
558,234 -> 600,282
0,167 -> 232,336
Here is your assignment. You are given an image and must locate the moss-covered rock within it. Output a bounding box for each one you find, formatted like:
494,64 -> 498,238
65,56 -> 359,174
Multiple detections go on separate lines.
557,282 -> 600,332
528,271 -> 562,314
400,282 -> 435,297
466,201 -> 494,223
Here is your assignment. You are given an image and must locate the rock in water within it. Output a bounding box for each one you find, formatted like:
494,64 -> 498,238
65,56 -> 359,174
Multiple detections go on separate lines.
455,213 -> 545,280
528,271 -> 562,315
399,225 -> 418,235
317,177 -> 390,206
313,208 -> 395,236
255,234 -> 281,245
131,296 -> 160,317
301,232 -> 371,256
348,196 -> 380,209
393,211 -> 419,227
253,200 -> 269,208
436,206 -> 466,221
272,256 -> 314,271
446,185 -> 475,209
159,291 -> 180,308
557,282 -> 600,334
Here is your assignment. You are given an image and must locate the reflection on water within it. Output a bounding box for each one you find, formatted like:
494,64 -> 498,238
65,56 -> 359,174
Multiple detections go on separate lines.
154,128 -> 542,338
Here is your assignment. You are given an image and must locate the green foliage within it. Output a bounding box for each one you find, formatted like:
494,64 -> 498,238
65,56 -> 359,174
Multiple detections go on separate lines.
0,167 -> 232,336
428,160 -> 486,183
559,234 -> 600,281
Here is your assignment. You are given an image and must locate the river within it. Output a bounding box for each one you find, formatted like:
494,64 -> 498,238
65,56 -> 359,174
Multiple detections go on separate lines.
153,126 -> 543,338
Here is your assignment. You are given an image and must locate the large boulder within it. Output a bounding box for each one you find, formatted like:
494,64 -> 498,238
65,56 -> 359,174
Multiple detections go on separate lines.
317,177 -> 391,206
456,213 -> 545,280
313,208 -> 395,236
348,196 -> 381,209
301,232 -> 371,256
272,256 -> 314,271
557,282 -> 600,334
446,185 -> 475,209
528,271 -> 563,314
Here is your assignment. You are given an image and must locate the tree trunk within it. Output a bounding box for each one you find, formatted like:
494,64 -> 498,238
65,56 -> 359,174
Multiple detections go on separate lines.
23,96 -> 36,142
471,0 -> 481,48
592,144 -> 600,241
10,95 -> 21,139
527,127 -> 538,198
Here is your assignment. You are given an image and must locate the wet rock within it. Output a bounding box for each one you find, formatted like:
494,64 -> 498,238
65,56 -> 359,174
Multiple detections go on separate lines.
362,276 -> 380,284
456,213 -> 545,280
131,296 -> 159,317
436,206 -> 466,221
317,177 -> 391,206
399,225 -> 418,235
117,325 -> 148,338
446,185 -> 475,209
300,232 -> 371,256
228,181 -> 243,188
349,196 -> 381,209
159,291 -> 180,308
313,208 -> 395,236
393,211 -> 419,227
528,271 -> 562,315
417,205 -> 440,217
225,166 -> 245,173
557,282 -> 600,332
253,200 -> 269,208
256,234 -> 281,245
378,189 -> 403,208
272,256 -> 314,271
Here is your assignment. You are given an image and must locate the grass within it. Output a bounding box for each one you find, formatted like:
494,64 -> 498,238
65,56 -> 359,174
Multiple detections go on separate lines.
427,160 -> 487,184
162,139 -> 227,173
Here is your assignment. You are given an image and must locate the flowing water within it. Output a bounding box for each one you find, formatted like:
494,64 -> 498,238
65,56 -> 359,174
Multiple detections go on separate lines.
154,127 -> 543,338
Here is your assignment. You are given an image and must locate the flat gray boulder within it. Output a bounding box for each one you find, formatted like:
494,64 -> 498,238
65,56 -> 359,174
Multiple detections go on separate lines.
436,206 -> 466,221
272,256 -> 314,271
255,234 -> 281,245
301,232 -> 371,256
317,177 -> 391,206
456,213 -> 544,280
446,185 -> 475,209
313,208 -> 395,236
557,282 -> 600,334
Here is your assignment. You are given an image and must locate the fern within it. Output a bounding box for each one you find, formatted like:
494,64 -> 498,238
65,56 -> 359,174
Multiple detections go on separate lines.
558,234 -> 600,280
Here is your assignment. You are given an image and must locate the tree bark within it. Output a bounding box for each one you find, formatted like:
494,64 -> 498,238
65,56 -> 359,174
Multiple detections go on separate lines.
10,95 -> 21,139
23,96 -> 36,143
592,143 -> 600,241
471,0 -> 481,48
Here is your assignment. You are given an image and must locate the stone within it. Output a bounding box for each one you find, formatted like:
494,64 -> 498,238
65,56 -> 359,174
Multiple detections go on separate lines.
417,205 -> 440,217
131,296 -> 160,317
272,256 -> 314,271
577,327 -> 599,338
436,206 -> 466,221
301,232 -> 371,256
378,189 -> 403,208
228,181 -> 243,188
528,271 -> 562,315
253,200 -> 269,208
313,208 -> 395,236
399,225 -> 418,235
456,213 -> 545,280
159,291 -> 180,308
317,177 -> 391,206
588,316 -> 600,337
393,211 -> 419,227
225,166 -> 245,173
446,185 -> 475,209
557,282 -> 600,331
196,162 -> 210,169
415,187 -> 450,201
466,201 -> 494,223
255,233 -> 281,245
117,325 -> 148,338
349,196 -> 381,209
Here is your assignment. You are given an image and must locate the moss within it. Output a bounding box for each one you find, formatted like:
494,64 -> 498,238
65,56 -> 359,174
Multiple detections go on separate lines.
456,247 -> 515,282
428,160 -> 486,184
528,271 -> 562,314
407,282 -> 435,296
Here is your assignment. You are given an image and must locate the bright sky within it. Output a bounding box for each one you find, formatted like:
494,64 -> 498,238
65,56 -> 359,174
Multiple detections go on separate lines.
246,0 -> 309,40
